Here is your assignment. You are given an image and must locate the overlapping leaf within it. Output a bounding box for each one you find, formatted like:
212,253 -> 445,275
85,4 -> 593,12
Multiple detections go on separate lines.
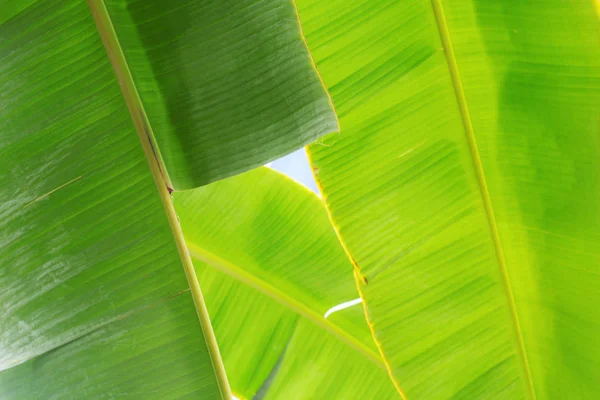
102,0 -> 338,189
0,0 -> 335,397
0,1 -> 222,397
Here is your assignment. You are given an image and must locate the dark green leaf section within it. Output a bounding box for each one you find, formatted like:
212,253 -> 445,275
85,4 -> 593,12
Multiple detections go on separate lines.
103,0 -> 339,190
0,295 -> 216,399
0,1 -> 220,397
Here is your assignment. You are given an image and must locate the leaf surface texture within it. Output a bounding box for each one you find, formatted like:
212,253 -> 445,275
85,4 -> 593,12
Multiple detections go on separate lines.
0,0 -> 336,396
175,168 -> 399,400
299,0 -> 600,398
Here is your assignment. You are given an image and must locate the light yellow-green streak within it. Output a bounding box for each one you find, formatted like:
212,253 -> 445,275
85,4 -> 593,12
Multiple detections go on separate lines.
431,1 -> 536,398
186,241 -> 384,370
87,1 -> 232,398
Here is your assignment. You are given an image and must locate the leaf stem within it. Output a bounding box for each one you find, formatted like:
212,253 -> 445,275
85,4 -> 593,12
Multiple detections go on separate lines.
87,1 -> 232,398
430,1 -> 536,398
186,241 -> 384,370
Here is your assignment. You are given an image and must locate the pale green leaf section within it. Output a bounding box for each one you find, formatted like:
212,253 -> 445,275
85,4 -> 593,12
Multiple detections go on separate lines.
101,0 -> 338,190
0,1 -> 226,397
174,168 -> 399,399
299,0 -> 600,399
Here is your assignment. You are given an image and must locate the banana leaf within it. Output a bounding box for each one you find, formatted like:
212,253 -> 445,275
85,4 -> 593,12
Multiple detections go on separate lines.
175,167 -> 398,399
300,0 -> 600,398
0,0 -> 335,397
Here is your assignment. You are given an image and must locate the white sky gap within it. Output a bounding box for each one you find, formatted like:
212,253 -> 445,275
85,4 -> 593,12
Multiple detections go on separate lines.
323,298 -> 363,319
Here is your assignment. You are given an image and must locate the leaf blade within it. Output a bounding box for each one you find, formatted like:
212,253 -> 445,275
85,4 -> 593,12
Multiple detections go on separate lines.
300,0 -> 600,398
174,168 -> 399,399
102,0 -> 338,190
0,1 -> 225,397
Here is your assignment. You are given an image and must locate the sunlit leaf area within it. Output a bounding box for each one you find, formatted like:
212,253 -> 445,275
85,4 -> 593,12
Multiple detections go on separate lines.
1,0 -> 598,399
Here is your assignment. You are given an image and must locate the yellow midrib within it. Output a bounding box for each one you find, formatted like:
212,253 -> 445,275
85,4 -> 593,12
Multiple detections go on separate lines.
430,1 -> 536,399
87,1 -> 232,398
185,241 -> 385,370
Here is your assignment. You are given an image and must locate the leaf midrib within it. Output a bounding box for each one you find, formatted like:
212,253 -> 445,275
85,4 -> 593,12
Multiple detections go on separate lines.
430,1 -> 536,399
186,240 -> 385,370
87,1 -> 231,398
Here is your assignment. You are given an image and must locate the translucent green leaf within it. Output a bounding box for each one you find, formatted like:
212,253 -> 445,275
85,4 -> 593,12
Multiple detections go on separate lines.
174,168 -> 399,399
300,0 -> 600,398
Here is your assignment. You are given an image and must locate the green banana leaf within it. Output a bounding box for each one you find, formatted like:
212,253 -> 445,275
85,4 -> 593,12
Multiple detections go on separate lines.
97,0 -> 338,190
0,0 -> 334,398
174,167 -> 398,399
300,0 -> 600,399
